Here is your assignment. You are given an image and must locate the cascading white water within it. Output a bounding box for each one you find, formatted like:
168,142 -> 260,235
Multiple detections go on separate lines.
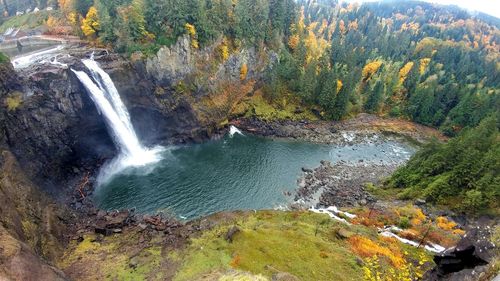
72,59 -> 162,184
229,125 -> 244,137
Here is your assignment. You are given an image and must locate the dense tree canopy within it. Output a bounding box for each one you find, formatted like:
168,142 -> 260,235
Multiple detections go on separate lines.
388,115 -> 499,213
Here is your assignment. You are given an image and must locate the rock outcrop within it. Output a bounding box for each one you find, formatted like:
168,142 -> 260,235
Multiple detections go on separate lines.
424,220 -> 497,281
146,35 -> 194,86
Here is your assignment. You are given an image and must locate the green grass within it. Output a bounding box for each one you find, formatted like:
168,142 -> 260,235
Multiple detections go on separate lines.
0,11 -> 55,32
59,210 -> 436,281
173,211 -> 365,281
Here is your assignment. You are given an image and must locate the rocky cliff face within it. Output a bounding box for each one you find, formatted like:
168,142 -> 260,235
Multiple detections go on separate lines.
1,59 -> 115,194
146,35 -> 277,126
0,60 -> 70,281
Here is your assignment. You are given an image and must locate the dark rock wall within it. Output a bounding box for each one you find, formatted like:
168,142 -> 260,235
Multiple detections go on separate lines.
1,64 -> 115,195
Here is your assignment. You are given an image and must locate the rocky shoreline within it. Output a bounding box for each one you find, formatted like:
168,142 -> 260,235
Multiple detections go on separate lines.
294,160 -> 383,208
232,114 -> 446,145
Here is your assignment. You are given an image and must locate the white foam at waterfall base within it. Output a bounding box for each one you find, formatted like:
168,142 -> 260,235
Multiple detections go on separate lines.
72,59 -> 163,185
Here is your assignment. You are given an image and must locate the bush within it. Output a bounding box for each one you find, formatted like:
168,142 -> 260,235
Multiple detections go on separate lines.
5,92 -> 23,111
463,190 -> 487,211
398,217 -> 411,229
0,52 -> 8,64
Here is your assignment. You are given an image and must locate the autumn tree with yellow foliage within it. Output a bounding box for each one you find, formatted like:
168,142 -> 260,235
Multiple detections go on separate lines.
81,6 -> 99,38
362,61 -> 383,81
185,23 -> 199,49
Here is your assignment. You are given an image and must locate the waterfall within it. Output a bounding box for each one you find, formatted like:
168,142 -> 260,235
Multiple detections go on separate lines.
229,125 -> 244,137
72,59 -> 162,183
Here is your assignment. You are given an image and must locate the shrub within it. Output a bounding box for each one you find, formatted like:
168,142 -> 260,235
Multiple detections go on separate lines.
435,217 -> 456,230
398,217 -> 411,229
463,190 -> 487,211
348,235 -> 404,267
0,52 -> 8,63
5,92 -> 23,111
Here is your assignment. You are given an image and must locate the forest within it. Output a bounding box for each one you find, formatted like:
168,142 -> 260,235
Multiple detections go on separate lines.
3,0 -> 497,134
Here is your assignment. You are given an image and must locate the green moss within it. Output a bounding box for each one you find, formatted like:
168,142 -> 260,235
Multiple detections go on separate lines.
5,92 -> 23,111
173,211 -> 364,281
60,233 -> 165,281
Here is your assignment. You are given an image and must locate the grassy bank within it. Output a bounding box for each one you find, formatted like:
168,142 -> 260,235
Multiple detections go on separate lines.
58,208 -> 459,281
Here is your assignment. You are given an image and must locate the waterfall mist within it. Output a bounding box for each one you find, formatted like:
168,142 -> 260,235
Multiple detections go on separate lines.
72,59 -> 163,185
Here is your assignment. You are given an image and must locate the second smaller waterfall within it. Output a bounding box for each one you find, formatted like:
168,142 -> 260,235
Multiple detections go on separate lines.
72,59 -> 162,184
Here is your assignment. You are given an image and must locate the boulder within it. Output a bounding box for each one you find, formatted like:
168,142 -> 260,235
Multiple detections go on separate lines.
423,227 -> 494,280
224,226 -> 240,243
335,228 -> 355,239
272,272 -> 300,281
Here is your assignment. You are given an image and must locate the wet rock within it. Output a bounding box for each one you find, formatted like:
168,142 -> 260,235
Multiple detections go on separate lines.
103,211 -> 130,229
96,210 -> 107,218
94,227 -> 113,236
294,161 -> 380,208
224,226 -> 240,243
301,167 -> 313,173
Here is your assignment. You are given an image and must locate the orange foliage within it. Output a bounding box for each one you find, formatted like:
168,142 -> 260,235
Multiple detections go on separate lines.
288,34 -> 299,50
436,217 -> 457,230
240,63 -> 248,81
348,236 -> 404,267
351,209 -> 387,228
58,0 -> 74,13
398,229 -> 420,241
230,254 -> 241,268
200,80 -> 256,120
453,229 -> 466,236
45,15 -> 73,35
